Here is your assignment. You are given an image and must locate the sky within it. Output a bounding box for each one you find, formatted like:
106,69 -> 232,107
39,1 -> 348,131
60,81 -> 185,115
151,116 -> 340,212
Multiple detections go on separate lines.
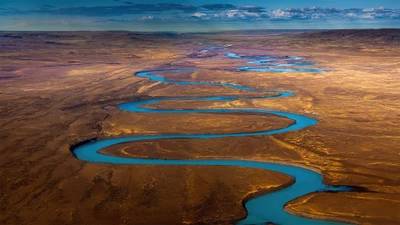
1,0 -> 400,31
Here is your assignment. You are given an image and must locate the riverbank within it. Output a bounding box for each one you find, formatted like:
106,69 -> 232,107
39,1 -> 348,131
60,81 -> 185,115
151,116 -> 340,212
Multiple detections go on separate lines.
1,30 -> 399,225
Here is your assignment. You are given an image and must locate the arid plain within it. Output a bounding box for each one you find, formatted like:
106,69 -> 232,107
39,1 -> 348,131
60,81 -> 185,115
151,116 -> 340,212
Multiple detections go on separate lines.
0,30 -> 399,225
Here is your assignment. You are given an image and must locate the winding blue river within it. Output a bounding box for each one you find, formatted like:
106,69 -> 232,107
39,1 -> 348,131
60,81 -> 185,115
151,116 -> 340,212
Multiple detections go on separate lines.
72,59 -> 353,224
225,52 -> 326,73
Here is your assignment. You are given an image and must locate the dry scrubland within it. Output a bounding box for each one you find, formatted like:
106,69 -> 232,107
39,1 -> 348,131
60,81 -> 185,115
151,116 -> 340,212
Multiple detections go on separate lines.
0,30 -> 399,224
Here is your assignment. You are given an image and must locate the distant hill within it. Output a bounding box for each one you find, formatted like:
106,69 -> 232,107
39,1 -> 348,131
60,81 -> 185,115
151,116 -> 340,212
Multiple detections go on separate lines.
295,29 -> 400,44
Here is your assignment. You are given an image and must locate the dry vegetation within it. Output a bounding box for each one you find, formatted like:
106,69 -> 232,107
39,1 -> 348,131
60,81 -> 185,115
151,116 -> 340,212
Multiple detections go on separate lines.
1,30 -> 399,224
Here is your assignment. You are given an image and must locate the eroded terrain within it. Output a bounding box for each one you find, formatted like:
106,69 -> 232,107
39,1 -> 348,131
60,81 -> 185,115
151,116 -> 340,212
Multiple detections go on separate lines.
1,30 -> 399,224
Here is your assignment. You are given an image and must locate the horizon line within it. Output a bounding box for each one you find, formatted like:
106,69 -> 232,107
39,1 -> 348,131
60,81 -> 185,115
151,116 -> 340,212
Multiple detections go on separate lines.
1,28 -> 399,34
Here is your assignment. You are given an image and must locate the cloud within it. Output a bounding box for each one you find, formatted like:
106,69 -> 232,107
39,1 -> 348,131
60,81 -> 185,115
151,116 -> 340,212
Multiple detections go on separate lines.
14,21 -> 30,27
2,3 -> 199,17
259,7 -> 400,20
95,19 -> 133,23
191,12 -> 207,18
187,6 -> 400,21
0,3 -> 267,17
270,9 -> 291,18
140,16 -> 154,20
199,4 -> 267,13
238,6 -> 266,13
1,4 -> 399,22
200,4 -> 237,11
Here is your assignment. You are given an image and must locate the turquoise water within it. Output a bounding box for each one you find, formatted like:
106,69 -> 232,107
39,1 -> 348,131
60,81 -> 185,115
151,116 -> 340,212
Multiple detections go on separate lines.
225,52 -> 325,73
237,66 -> 326,73
247,62 -> 316,67
225,53 -> 303,61
72,60 -> 352,224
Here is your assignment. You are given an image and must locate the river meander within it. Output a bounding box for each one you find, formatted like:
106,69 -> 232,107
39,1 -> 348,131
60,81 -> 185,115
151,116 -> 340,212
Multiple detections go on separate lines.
72,52 -> 354,225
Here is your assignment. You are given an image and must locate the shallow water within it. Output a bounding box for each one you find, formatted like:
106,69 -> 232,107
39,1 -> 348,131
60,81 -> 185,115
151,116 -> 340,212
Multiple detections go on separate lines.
225,52 -> 304,61
73,57 -> 352,225
225,52 -> 325,73
247,61 -> 316,67
238,66 -> 326,73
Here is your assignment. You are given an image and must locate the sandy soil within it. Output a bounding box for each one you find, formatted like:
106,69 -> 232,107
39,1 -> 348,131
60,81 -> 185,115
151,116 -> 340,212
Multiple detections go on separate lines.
1,30 -> 399,224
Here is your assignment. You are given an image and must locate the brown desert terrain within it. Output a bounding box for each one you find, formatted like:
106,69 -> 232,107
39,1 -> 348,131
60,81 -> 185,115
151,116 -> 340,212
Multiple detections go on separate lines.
0,29 -> 399,224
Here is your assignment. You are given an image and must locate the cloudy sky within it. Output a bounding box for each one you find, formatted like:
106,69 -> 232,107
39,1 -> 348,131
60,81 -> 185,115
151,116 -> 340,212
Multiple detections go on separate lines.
1,0 -> 400,31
